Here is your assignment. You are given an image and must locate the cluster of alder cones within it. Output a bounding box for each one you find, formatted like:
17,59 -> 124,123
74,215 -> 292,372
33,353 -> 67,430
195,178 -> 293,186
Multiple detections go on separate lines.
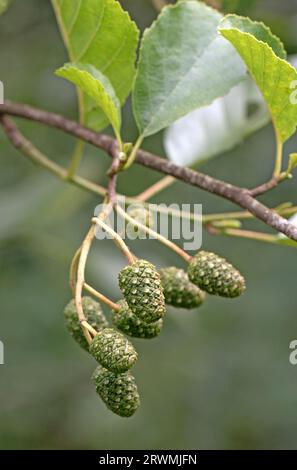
64,251 -> 246,417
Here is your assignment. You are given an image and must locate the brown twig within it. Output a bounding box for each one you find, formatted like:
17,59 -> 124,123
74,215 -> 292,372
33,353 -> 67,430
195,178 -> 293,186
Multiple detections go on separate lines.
0,114 -> 107,197
106,143 -> 121,205
81,320 -> 98,337
2,111 -> 296,249
91,216 -> 135,264
69,247 -> 81,296
1,101 -> 297,241
249,174 -> 286,197
116,204 -> 192,263
75,226 -> 96,344
83,283 -> 120,312
137,175 -> 175,201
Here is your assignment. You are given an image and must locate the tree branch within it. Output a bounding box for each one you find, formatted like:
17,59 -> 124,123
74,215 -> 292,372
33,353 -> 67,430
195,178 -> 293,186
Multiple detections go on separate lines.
249,174 -> 286,197
137,175 -> 175,201
0,114 -> 107,197
106,143 -> 121,205
1,100 -> 297,241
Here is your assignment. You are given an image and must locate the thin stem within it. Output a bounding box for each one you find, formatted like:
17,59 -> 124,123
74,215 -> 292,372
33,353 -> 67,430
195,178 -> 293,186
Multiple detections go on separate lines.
202,205 -> 297,223
69,247 -> 81,296
121,197 -> 204,223
73,202 -> 115,338
75,226 -> 96,344
81,320 -> 98,337
0,115 -> 106,197
274,136 -> 283,177
67,138 -> 85,179
91,216 -> 135,265
106,146 -> 121,204
84,283 -> 120,312
123,135 -> 143,170
116,204 -> 192,263
73,173 -> 106,197
137,176 -> 175,202
249,174 -> 285,197
218,227 -> 285,245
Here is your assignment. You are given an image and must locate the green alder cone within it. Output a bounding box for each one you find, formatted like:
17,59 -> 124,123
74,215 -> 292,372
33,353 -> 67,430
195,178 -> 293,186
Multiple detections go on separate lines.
159,267 -> 206,309
118,259 -> 166,324
187,251 -> 246,298
64,296 -> 108,352
112,300 -> 163,339
92,366 -> 140,418
89,328 -> 138,373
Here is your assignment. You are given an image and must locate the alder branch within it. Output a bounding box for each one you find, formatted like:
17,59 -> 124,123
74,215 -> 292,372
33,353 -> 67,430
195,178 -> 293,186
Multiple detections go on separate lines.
0,115 -> 206,223
2,116 -> 295,232
1,100 -> 297,241
1,112 -> 296,246
0,114 -> 107,197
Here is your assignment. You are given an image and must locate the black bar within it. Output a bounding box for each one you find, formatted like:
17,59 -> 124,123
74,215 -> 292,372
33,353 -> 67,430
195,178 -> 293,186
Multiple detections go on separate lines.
0,450 -> 294,466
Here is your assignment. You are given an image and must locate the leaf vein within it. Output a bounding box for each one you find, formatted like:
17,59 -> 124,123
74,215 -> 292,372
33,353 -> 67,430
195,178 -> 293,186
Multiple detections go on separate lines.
101,23 -> 129,75
77,2 -> 106,61
68,0 -> 83,36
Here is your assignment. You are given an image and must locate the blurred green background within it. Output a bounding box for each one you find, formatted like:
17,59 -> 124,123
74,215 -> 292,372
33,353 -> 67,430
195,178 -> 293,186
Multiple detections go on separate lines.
1,0 -> 297,450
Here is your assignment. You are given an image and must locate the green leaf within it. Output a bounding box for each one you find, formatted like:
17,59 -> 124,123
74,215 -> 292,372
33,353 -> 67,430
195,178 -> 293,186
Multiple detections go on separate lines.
220,15 -> 297,143
220,15 -> 286,58
51,0 -> 139,131
56,63 -> 121,140
132,1 -> 246,138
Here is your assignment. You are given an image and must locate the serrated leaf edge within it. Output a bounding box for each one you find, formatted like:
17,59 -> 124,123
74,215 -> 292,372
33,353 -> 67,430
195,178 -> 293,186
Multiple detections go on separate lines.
220,13 -> 287,59
219,24 -> 297,142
